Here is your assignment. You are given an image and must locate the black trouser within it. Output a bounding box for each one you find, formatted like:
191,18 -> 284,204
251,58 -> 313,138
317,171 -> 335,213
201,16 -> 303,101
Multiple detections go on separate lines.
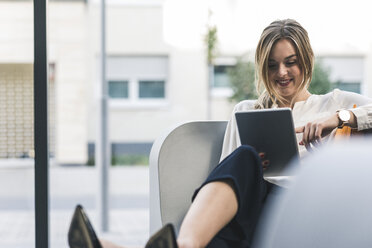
192,145 -> 276,248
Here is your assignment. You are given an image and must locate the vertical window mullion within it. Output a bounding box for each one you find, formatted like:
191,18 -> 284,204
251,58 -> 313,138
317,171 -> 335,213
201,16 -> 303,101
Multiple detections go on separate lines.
34,0 -> 49,247
131,78 -> 139,102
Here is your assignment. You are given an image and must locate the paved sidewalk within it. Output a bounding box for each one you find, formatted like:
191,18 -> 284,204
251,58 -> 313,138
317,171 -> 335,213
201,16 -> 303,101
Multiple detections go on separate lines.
0,165 -> 150,248
0,209 -> 148,248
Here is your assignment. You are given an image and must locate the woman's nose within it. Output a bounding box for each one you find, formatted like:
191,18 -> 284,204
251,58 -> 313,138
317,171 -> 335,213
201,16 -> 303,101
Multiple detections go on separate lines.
278,64 -> 287,77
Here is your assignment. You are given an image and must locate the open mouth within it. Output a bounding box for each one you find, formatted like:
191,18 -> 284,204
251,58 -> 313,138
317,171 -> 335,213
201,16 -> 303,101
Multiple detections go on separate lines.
276,79 -> 292,87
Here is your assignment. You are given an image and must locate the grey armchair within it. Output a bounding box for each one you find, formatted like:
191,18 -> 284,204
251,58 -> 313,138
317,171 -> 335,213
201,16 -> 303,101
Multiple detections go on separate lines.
149,121 -> 227,235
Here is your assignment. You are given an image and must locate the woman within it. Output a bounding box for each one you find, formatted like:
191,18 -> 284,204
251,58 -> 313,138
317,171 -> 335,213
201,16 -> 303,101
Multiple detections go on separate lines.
176,19 -> 372,248
101,19 -> 372,248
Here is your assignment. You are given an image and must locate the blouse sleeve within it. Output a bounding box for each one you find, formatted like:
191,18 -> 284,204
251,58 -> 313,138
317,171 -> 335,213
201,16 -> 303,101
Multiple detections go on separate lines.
334,89 -> 372,131
219,100 -> 255,162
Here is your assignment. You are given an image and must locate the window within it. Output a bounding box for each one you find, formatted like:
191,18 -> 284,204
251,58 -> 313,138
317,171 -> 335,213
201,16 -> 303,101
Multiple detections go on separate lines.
139,80 -> 165,98
210,57 -> 237,97
213,65 -> 234,88
332,81 -> 361,93
321,56 -> 364,94
109,80 -> 129,98
107,56 -> 168,104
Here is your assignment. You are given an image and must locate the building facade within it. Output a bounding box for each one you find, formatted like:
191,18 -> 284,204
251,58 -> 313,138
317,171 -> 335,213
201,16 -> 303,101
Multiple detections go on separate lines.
1,0 -> 371,165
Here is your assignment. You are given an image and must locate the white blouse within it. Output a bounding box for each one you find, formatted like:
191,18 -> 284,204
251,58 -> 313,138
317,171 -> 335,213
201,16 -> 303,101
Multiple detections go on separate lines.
220,89 -> 372,187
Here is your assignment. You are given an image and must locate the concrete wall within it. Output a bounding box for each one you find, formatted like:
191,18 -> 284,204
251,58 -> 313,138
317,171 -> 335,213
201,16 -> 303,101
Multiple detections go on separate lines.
49,2 -> 88,164
0,1 -> 88,164
2,1 -> 372,164
87,4 -> 210,145
0,2 -> 33,63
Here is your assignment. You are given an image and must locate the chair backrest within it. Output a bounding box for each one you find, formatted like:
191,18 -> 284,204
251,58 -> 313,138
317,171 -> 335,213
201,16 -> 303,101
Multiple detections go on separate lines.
149,121 -> 227,235
253,138 -> 372,248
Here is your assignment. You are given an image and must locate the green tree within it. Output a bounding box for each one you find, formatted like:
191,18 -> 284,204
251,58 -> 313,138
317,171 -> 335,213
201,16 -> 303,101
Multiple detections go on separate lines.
308,60 -> 332,94
203,9 -> 218,119
227,58 -> 333,103
205,25 -> 218,65
204,10 -> 218,65
227,57 -> 257,102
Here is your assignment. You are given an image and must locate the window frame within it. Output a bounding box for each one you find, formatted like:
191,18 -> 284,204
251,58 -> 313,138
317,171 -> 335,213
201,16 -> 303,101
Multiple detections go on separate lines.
107,56 -> 169,109
211,57 -> 237,98
108,76 -> 169,109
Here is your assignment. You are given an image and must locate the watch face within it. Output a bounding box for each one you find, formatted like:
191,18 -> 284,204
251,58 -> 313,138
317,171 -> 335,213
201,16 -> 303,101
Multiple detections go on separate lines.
339,110 -> 351,122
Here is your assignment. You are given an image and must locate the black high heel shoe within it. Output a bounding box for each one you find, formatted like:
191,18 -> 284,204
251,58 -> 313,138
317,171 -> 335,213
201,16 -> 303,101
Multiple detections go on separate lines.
68,204 -> 178,248
145,223 -> 178,248
68,205 -> 103,248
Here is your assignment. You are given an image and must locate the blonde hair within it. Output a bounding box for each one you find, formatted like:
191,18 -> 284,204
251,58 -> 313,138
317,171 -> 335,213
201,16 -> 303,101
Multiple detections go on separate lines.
254,19 -> 314,109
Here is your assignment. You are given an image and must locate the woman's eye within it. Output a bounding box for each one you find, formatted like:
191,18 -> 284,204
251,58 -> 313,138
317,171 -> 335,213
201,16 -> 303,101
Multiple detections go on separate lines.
268,64 -> 277,69
286,61 -> 296,66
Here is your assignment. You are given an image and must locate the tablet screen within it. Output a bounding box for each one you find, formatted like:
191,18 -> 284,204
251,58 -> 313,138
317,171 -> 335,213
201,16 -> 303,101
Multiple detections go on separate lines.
235,108 -> 299,177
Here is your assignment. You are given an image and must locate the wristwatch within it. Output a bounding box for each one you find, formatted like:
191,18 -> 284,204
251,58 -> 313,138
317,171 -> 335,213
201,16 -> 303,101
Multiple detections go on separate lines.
337,109 -> 351,128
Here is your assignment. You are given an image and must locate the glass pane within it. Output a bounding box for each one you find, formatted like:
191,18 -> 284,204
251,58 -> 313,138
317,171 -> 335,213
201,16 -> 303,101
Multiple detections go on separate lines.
50,2 -> 152,248
49,1 -> 100,247
0,67 -> 35,245
139,80 -> 165,98
109,80 -> 129,98
214,65 -> 233,88
332,82 -> 361,93
0,65 -> 34,159
0,0 -> 35,246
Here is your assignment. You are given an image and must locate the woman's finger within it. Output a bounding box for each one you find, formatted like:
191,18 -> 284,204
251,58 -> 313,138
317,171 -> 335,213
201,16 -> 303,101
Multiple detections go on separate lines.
313,124 -> 323,147
295,126 -> 305,133
312,137 -> 321,147
309,123 -> 316,145
296,126 -> 305,146
262,160 -> 269,167
305,142 -> 313,152
258,152 -> 265,159
315,123 -> 322,140
304,123 -> 314,151
302,122 -> 311,146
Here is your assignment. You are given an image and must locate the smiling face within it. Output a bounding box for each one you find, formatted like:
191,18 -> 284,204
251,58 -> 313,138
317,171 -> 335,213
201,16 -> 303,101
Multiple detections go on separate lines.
268,38 -> 306,105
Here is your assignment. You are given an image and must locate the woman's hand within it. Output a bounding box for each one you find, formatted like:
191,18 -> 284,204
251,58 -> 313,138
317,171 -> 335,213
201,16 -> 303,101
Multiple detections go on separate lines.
295,113 -> 340,150
258,152 -> 270,171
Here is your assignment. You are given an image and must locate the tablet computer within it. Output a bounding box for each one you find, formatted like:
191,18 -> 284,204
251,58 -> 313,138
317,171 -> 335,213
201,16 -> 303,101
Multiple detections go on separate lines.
235,108 -> 299,177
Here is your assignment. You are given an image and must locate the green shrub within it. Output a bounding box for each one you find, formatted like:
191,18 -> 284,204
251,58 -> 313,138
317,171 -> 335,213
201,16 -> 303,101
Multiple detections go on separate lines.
86,154 -> 149,166
111,154 -> 149,166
